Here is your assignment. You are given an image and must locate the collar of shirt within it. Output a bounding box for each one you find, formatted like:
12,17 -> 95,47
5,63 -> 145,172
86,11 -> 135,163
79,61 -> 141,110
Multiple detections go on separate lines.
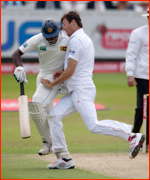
69,28 -> 84,40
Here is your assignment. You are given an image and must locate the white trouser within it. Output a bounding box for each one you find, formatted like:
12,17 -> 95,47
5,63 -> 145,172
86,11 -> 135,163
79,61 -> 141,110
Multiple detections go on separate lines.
32,73 -> 59,113
30,73 -> 59,143
48,88 -> 132,153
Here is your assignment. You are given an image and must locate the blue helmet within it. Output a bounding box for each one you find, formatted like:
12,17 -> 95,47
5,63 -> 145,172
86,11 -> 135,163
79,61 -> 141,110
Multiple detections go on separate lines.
41,18 -> 60,38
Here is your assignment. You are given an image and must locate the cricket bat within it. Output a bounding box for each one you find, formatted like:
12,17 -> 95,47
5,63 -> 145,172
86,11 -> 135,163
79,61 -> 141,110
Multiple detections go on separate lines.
18,82 -> 31,139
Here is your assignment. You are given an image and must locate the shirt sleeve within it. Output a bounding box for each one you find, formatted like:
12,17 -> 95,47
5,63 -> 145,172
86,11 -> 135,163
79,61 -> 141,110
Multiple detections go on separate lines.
125,30 -> 141,76
68,38 -> 82,61
19,34 -> 38,54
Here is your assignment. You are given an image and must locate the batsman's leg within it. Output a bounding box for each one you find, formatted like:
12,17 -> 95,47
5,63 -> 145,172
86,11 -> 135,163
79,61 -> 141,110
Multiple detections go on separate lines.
31,79 -> 59,155
28,102 -> 52,155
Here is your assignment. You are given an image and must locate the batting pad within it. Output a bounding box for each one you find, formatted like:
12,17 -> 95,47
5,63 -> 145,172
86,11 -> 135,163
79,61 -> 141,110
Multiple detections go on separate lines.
28,102 -> 52,144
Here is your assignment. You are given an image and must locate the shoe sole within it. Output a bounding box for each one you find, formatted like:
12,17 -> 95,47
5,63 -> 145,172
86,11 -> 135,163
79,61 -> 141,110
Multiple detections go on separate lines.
38,152 -> 50,156
130,135 -> 145,159
48,165 -> 75,169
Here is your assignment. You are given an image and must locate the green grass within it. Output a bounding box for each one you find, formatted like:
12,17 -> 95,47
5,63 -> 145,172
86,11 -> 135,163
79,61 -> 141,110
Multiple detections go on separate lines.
1,73 -> 138,179
2,154 -> 112,179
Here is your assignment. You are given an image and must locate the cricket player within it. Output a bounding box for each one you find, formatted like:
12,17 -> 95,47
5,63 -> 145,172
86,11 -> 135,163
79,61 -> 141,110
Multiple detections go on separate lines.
125,9 -> 149,151
41,11 -> 145,169
12,18 -> 69,155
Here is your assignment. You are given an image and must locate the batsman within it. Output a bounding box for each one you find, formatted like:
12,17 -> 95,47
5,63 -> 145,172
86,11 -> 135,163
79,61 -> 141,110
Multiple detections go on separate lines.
12,18 -> 69,155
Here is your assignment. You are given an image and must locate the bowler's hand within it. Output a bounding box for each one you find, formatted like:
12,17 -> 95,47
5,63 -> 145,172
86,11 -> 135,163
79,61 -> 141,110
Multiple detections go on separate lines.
127,76 -> 137,87
53,70 -> 63,80
41,78 -> 52,88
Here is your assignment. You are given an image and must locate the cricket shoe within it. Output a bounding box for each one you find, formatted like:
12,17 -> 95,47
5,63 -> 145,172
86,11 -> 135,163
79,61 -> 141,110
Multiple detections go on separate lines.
47,158 -> 75,169
140,144 -> 149,152
38,142 -> 52,156
129,133 -> 145,159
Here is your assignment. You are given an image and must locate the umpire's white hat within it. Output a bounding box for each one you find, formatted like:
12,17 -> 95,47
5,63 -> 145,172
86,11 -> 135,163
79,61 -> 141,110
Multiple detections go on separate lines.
142,8 -> 149,17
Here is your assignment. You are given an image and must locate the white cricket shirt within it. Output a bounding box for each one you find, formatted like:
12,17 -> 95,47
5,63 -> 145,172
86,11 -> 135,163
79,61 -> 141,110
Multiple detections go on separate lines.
125,24 -> 149,80
64,29 -> 95,92
19,31 -> 69,75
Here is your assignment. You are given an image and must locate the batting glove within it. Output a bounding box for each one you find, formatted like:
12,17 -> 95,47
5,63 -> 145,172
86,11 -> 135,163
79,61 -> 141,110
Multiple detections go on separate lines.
14,66 -> 28,84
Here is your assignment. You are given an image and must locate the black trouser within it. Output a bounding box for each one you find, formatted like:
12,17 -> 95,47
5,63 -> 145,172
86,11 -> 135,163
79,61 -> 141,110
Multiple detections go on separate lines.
132,78 -> 149,145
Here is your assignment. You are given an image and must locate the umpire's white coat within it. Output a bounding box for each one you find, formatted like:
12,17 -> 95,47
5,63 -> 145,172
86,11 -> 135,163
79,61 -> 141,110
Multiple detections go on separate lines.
125,24 -> 149,80
48,29 -> 132,153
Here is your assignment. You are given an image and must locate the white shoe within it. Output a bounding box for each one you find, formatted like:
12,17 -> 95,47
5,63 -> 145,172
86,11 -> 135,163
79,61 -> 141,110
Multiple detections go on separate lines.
47,158 -> 75,169
129,133 -> 145,159
38,142 -> 52,156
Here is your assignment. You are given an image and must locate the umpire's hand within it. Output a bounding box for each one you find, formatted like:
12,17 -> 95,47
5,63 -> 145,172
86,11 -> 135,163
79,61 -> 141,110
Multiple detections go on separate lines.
127,76 -> 137,87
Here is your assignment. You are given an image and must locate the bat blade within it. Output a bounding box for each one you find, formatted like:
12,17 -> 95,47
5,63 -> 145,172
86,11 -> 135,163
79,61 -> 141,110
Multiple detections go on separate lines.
18,95 -> 31,138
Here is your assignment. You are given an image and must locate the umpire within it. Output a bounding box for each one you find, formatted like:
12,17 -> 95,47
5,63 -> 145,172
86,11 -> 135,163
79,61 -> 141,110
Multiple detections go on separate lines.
125,9 -> 149,151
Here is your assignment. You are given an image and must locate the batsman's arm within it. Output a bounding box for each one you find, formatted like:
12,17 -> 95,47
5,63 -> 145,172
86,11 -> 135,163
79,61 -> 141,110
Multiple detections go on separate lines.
12,48 -> 24,67
12,49 -> 28,84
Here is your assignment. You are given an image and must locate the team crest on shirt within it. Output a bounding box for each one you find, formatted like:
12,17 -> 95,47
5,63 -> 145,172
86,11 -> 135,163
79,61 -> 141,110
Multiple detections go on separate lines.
40,46 -> 46,51
69,49 -> 75,55
23,43 -> 28,48
60,46 -> 67,51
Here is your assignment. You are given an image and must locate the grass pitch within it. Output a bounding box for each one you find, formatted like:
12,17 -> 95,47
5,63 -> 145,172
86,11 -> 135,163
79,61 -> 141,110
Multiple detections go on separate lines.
1,73 -> 137,179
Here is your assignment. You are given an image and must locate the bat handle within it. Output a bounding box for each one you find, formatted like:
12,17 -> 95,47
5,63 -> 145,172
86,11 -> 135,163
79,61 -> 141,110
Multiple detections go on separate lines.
20,82 -> 25,96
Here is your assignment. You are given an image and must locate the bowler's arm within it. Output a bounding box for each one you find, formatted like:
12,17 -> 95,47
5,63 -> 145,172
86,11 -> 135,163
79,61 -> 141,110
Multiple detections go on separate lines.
41,58 -> 77,88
